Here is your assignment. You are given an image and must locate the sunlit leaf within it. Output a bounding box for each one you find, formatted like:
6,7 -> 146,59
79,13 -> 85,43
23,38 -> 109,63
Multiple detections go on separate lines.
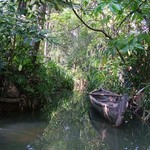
139,33 -> 150,45
109,2 -> 122,13
18,64 -> 22,71
134,43 -> 143,49
127,50 -> 131,56
131,2 -> 138,11
92,2 -> 106,15
101,56 -> 107,65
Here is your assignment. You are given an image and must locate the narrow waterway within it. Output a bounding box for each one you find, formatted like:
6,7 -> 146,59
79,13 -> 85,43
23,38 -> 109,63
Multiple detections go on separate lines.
33,92 -> 150,150
0,112 -> 46,150
1,92 -> 150,150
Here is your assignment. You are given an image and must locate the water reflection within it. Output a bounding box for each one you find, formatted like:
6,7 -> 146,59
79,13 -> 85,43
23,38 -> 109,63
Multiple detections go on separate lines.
90,107 -> 150,150
0,112 -> 46,150
32,92 -> 150,150
32,93 -> 110,150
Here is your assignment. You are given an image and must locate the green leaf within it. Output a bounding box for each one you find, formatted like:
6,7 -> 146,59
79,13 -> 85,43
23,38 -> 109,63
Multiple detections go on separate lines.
82,0 -> 89,3
131,2 -> 138,11
101,56 -> 107,65
144,35 -> 150,45
109,2 -> 122,13
92,2 -> 107,15
95,5 -> 102,13
134,43 -> 143,49
127,50 -> 131,56
82,0 -> 89,7
141,33 -> 150,45
18,64 -> 22,71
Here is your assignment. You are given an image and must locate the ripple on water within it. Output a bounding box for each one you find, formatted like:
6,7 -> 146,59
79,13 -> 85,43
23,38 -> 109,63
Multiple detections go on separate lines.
0,121 -> 46,150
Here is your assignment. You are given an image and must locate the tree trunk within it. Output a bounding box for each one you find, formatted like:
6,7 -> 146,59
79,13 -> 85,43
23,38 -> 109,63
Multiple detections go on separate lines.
44,6 -> 51,62
32,2 -> 46,66
145,16 -> 150,83
18,0 -> 27,15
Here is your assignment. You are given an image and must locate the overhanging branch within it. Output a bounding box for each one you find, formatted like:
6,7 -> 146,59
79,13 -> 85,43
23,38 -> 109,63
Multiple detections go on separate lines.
68,0 -> 135,84
118,0 -> 147,27
118,11 -> 135,27
69,0 -> 112,39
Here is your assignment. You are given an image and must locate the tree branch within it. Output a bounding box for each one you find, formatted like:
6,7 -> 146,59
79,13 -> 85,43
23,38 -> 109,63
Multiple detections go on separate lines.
68,0 -> 135,84
69,0 -> 112,39
118,11 -> 135,28
118,0 -> 147,27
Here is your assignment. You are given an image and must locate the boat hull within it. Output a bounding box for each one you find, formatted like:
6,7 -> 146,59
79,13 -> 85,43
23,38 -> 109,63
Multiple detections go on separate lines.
89,88 -> 128,127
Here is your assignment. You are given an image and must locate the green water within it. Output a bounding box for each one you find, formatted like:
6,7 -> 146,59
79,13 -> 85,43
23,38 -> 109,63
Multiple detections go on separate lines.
0,112 -> 46,150
0,92 -> 150,150
33,92 -> 150,150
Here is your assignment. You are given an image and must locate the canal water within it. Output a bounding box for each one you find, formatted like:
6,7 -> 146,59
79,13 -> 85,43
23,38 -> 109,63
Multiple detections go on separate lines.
0,112 -> 46,150
33,93 -> 150,150
0,92 -> 150,150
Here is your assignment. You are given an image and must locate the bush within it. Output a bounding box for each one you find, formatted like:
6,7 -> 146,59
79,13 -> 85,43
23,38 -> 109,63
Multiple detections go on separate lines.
10,61 -> 74,102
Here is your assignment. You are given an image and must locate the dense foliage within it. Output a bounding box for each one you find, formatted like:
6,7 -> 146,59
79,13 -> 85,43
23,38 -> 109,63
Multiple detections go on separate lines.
0,0 -> 149,120
0,0 -> 73,110
72,0 -> 150,88
44,0 -> 150,120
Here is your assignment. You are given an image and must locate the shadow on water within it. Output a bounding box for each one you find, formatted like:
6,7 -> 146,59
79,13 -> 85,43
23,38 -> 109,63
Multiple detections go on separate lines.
0,112 -> 46,150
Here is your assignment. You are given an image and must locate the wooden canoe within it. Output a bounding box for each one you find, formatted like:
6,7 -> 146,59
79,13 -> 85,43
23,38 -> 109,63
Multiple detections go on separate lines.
89,88 -> 128,127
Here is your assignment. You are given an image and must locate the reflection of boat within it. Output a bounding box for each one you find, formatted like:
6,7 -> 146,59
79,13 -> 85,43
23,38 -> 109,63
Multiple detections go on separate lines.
89,88 -> 128,127
89,107 -> 150,150
89,107 -> 121,150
